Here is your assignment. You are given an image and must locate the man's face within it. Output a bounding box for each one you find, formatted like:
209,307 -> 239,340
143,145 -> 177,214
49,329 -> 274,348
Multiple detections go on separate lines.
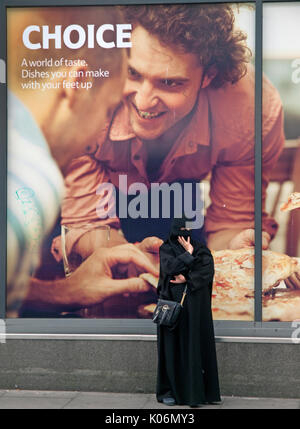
123,26 -> 205,141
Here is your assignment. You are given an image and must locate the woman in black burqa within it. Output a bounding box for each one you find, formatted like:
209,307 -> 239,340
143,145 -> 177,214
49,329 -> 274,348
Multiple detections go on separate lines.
156,216 -> 221,407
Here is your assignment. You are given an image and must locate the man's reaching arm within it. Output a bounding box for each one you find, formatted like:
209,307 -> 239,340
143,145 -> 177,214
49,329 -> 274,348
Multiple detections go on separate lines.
21,244 -> 159,314
207,228 -> 271,250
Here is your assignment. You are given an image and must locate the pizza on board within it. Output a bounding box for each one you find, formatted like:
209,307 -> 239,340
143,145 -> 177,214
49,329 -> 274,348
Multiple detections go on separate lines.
211,248 -> 300,321
263,289 -> 300,322
138,248 -> 300,322
210,248 -> 300,321
280,192 -> 300,212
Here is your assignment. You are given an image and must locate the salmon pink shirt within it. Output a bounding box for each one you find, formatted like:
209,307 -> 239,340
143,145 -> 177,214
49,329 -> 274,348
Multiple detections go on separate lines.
59,66 -> 284,252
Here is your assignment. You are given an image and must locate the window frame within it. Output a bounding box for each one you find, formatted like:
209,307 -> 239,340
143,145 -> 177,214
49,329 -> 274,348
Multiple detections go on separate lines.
1,0 -> 298,341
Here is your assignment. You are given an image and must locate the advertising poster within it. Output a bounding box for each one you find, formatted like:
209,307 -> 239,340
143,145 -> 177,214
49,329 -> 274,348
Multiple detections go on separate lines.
6,3 -> 279,322
262,2 -> 300,322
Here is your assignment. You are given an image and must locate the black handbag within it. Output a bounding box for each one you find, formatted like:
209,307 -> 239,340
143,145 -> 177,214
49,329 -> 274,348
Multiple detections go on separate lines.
152,284 -> 188,330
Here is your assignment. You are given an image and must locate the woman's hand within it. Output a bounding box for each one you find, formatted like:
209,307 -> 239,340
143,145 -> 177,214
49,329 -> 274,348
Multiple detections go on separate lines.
178,236 -> 194,254
170,274 -> 186,284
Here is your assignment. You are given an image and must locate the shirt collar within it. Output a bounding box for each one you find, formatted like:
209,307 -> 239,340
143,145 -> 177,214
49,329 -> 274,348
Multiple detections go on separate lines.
108,91 -> 211,153
109,102 -> 136,141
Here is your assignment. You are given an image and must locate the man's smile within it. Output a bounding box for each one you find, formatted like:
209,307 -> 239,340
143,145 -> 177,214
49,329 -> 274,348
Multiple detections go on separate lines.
132,102 -> 166,120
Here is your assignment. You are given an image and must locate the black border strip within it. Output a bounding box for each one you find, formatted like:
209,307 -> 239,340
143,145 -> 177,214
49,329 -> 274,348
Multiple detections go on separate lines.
3,0 -> 253,5
0,0 -> 7,320
255,0 -> 262,322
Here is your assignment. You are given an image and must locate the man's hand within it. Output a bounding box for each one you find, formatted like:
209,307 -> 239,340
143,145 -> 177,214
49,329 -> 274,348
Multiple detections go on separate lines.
228,228 -> 271,250
170,274 -> 186,284
178,236 -> 194,254
125,236 -> 163,278
70,243 -> 160,307
284,271 -> 300,289
24,243 -> 159,313
137,236 -> 163,268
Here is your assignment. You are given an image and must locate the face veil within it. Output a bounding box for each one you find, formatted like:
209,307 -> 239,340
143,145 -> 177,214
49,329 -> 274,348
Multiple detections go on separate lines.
167,216 -> 193,256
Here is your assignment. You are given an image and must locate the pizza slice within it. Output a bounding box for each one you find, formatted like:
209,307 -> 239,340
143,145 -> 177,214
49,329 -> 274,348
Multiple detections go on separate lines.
280,192 -> 300,212
263,289 -> 300,321
138,248 -> 300,322
211,248 -> 300,321
212,299 -> 253,321
138,303 -> 156,318
212,248 -> 300,293
139,273 -> 158,288
262,251 -> 300,292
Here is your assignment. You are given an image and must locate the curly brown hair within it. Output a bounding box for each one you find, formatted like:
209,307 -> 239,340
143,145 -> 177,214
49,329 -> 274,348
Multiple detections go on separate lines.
121,4 -> 251,89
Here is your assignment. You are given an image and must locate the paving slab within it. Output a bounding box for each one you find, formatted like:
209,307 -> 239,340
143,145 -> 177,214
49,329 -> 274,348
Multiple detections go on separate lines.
0,390 -> 298,409
0,396 -> 71,409
140,394 -> 222,409
2,389 -> 78,398
63,392 -> 149,409
220,396 -> 300,409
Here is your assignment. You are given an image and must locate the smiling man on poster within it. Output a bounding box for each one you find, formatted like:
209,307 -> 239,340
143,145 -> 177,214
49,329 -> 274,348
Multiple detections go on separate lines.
55,4 -> 284,277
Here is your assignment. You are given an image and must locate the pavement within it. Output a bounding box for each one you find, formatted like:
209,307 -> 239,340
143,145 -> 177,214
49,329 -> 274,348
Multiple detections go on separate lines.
0,390 -> 298,409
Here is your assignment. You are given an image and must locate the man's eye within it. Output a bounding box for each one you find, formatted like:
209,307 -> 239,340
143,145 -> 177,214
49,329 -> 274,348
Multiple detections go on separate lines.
162,79 -> 180,88
128,67 -> 140,79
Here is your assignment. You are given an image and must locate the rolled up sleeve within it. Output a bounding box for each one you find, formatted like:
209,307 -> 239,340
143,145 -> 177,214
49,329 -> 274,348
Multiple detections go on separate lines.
62,155 -> 120,228
205,107 -> 285,239
51,155 -> 121,258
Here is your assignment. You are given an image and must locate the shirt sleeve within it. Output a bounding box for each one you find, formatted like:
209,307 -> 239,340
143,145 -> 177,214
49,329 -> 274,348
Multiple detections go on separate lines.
205,107 -> 285,239
53,155 -> 121,257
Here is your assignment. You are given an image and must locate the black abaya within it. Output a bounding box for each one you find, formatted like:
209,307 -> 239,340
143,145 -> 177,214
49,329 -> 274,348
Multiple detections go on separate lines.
156,222 -> 221,406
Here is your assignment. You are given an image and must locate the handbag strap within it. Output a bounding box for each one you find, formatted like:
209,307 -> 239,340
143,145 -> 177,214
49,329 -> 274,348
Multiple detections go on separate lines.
180,285 -> 188,307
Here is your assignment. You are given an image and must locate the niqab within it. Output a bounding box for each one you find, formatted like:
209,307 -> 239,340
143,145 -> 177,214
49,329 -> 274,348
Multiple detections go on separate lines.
166,216 -> 193,256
